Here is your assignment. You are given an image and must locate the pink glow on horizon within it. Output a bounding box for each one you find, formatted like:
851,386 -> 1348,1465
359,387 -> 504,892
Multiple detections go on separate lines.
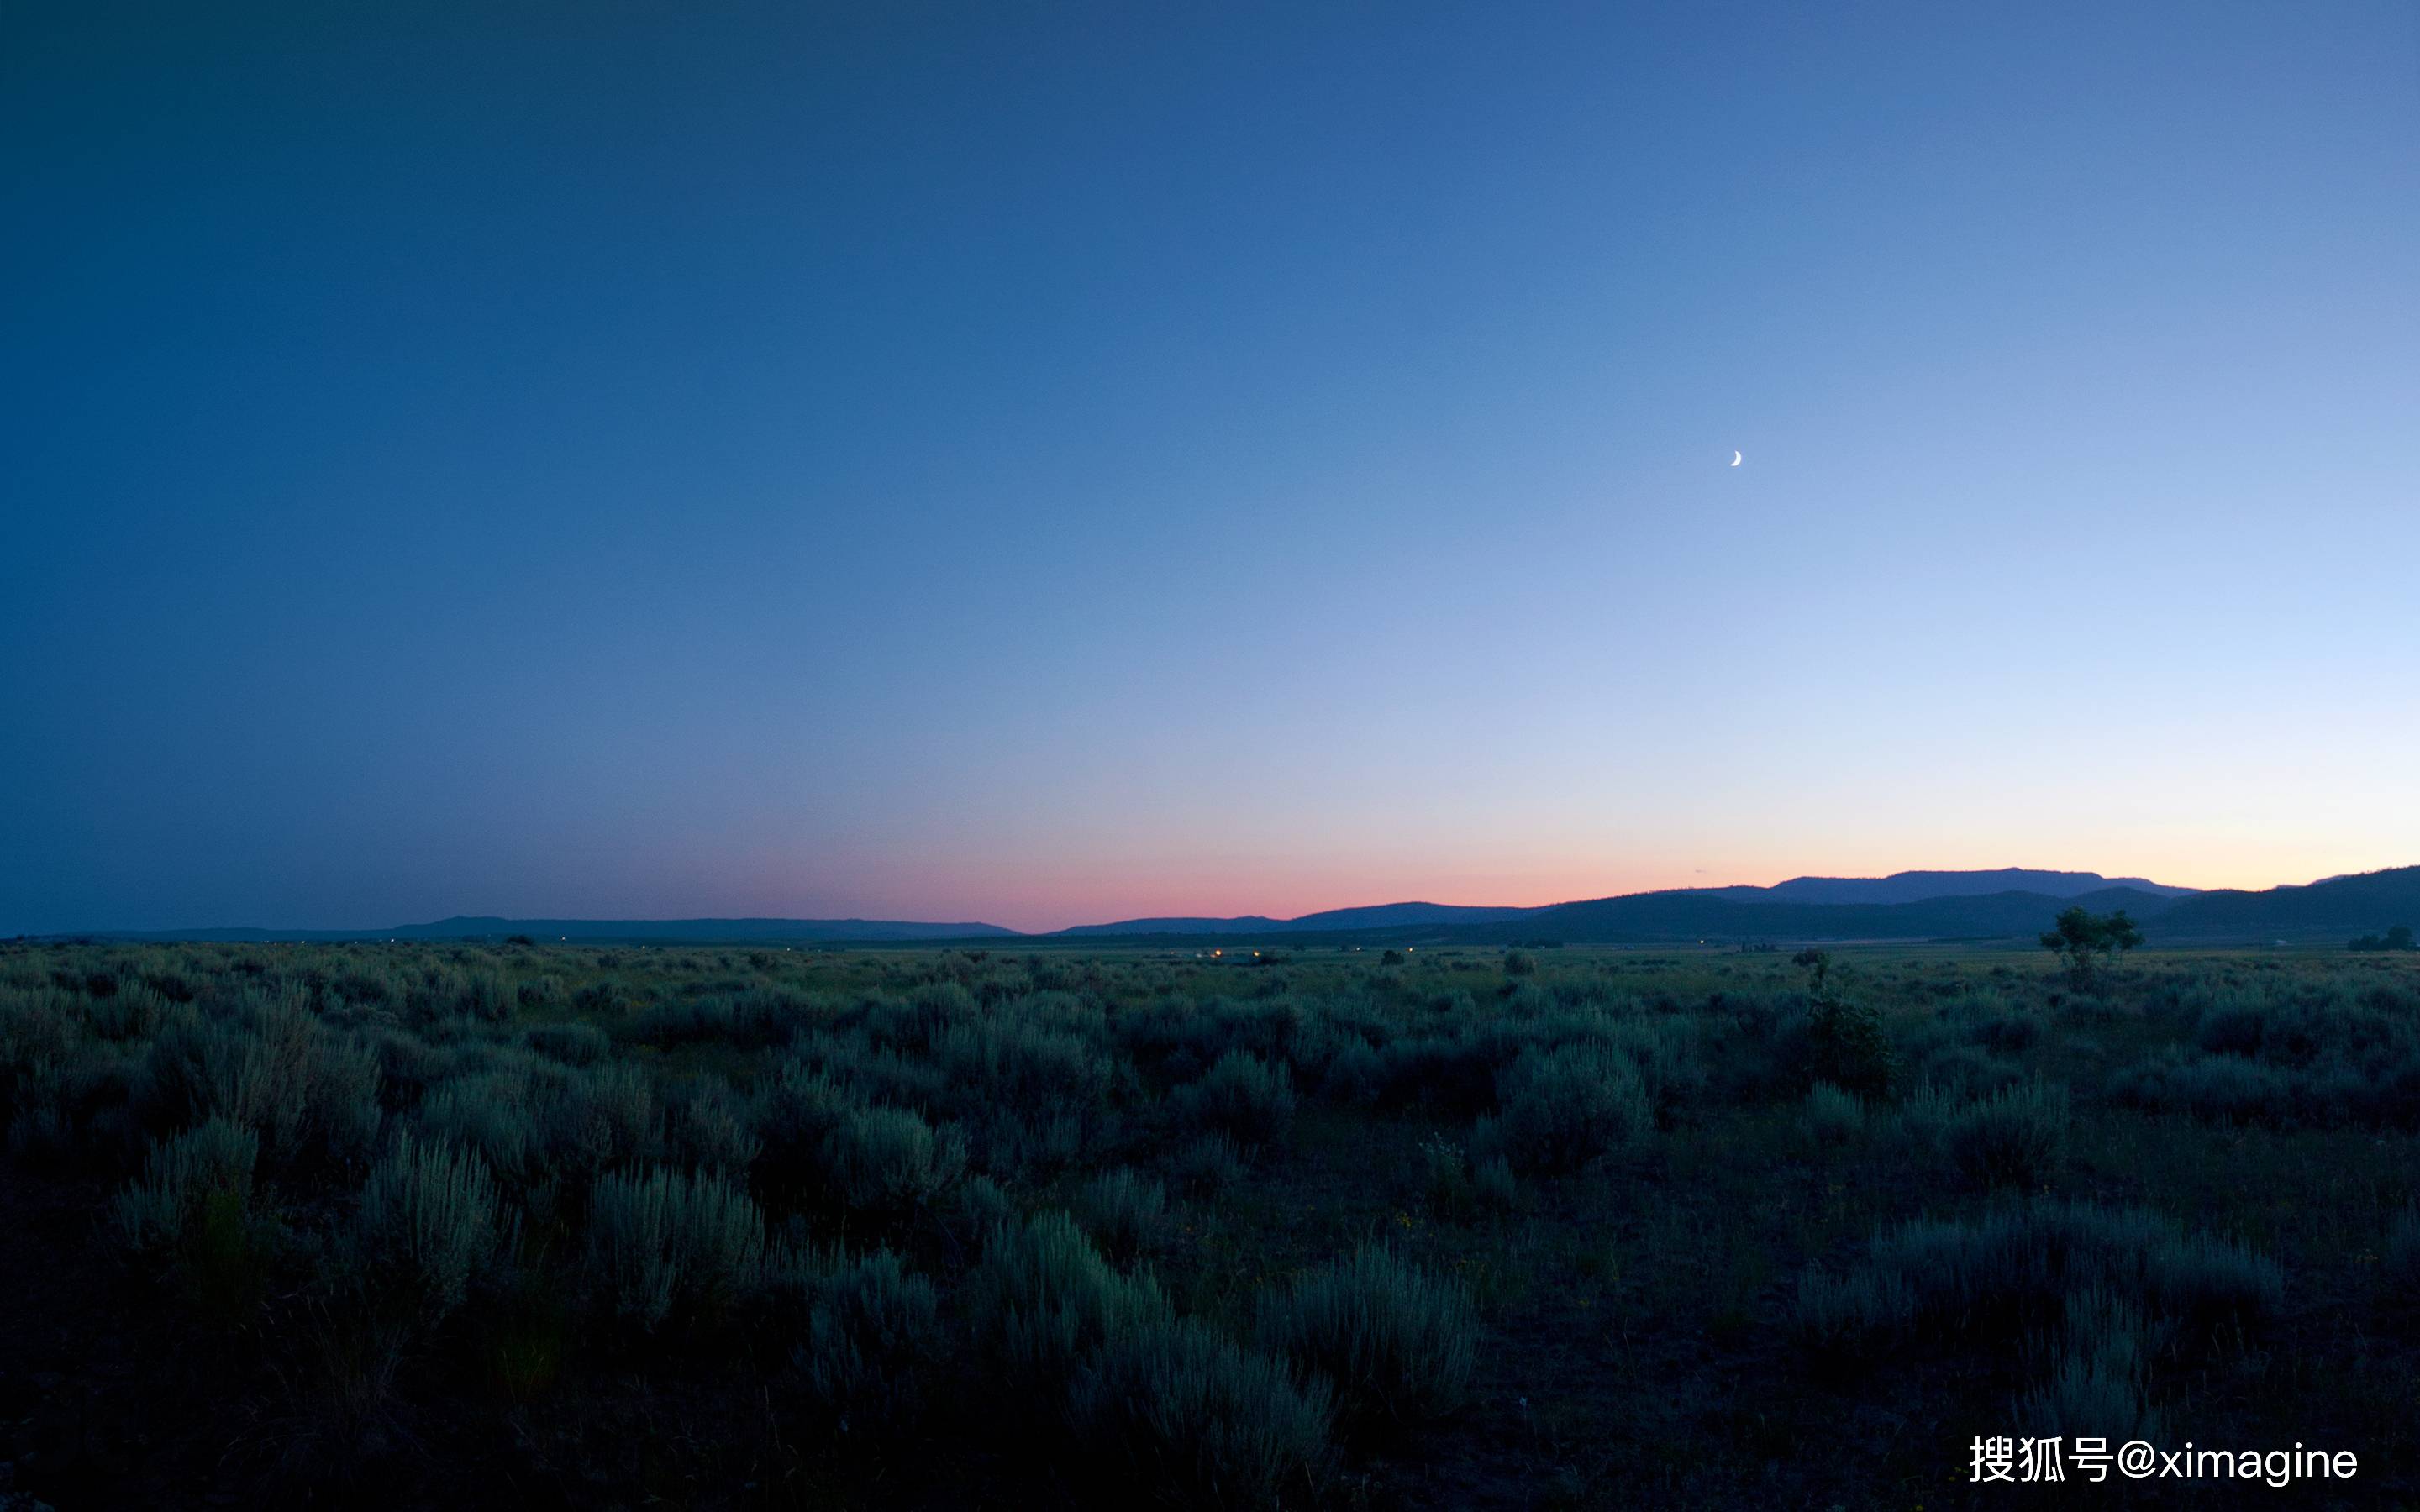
702,846 -> 2391,936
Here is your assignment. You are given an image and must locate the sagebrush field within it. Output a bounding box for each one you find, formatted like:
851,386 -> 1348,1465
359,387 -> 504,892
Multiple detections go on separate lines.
3,938 -> 2415,1508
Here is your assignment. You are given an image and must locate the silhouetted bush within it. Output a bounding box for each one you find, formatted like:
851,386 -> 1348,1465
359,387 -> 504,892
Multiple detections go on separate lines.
1805,992 -> 1895,1100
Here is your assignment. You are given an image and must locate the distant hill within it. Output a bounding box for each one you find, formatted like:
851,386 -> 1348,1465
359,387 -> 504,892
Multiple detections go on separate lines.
1057,902 -> 1534,937
1450,886 -> 2181,947
1058,871 -> 2200,945
60,866 -> 2402,949
2144,867 -> 2420,942
1737,869 -> 2197,906
1055,916 -> 1290,937
90,916 -> 1019,944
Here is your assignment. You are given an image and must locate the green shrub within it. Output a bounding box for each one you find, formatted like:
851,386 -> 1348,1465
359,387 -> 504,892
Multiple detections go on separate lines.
634,995 -> 739,1046
1178,1052 -> 1297,1148
354,1132 -> 508,1324
1481,1042 -> 1650,1174
114,1116 -> 259,1254
797,1247 -> 942,1435
1418,1134 -> 1470,1216
137,997 -> 382,1168
1826,1198 -> 2281,1352
971,1210 -> 1171,1404
668,1079 -> 762,1174
1072,1167 -> 1168,1263
418,1056 -> 657,1190
934,1017 -> 1116,1121
1257,1245 -> 1476,1436
1802,1082 -> 1864,1148
951,1173 -> 1017,1247
1316,1038 -> 1385,1105
417,1070 -> 543,1186
821,1105 -> 965,1214
1470,1156 -> 1518,1212
1805,991 -> 1896,1100
1917,1043 -> 2023,1100
1792,1265 -> 1913,1365
1172,1133 -> 1248,1196
1069,1313 -> 1333,1509
1942,1081 -> 2068,1189
521,1022 -> 609,1066
750,1062 -> 865,1201
2019,1289 -> 2160,1441
586,1166 -> 768,1331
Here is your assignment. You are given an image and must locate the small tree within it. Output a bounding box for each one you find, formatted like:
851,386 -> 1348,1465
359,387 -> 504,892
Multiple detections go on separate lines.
2039,907 -> 2143,984
1794,949 -> 1894,1099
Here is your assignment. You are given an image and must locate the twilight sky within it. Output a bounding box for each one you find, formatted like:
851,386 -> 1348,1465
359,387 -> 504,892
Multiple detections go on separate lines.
4,2 -> 2416,934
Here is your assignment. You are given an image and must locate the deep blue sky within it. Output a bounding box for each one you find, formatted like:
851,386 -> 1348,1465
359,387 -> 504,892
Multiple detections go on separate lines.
6,2 -> 2415,932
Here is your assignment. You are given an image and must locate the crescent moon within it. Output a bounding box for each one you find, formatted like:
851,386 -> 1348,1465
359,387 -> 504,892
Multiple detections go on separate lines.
1730,451 -> 1742,466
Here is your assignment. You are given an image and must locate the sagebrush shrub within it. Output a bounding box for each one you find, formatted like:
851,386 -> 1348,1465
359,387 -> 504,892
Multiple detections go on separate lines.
971,1210 -> 1171,1404
1418,1134 -> 1470,1215
750,1061 -> 864,1200
1069,1312 -> 1333,1509
1316,1038 -> 1385,1105
951,1173 -> 1018,1246
669,1079 -> 762,1173
1470,1156 -> 1518,1212
1832,1198 -> 2281,1351
798,1247 -> 942,1435
522,1022 -> 609,1067
1257,1245 -> 1476,1436
1792,1265 -> 1914,1364
2019,1289 -> 2160,1441
1072,1167 -> 1167,1263
355,1132 -> 507,1324
821,1105 -> 965,1214
1802,1082 -> 1864,1148
934,1017 -> 1116,1121
1172,1133 -> 1248,1196
1178,1052 -> 1297,1149
137,996 -> 382,1168
114,1116 -> 258,1253
587,1166 -> 768,1331
1481,1042 -> 1650,1174
1942,1081 -> 2068,1189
